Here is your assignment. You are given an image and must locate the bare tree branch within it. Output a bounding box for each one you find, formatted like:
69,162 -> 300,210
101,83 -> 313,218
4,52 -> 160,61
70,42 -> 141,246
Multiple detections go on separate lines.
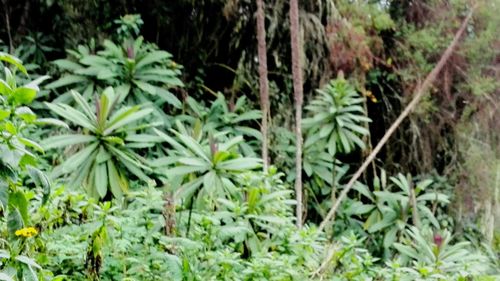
317,6 -> 476,233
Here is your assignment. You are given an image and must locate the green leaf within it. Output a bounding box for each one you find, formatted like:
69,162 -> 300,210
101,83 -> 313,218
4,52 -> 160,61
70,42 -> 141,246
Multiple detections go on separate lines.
53,59 -> 82,71
384,227 -> 399,248
166,165 -> 208,178
34,118 -> 69,128
45,102 -> 96,131
15,255 -> 41,269
42,134 -> 96,149
80,55 -> 111,66
0,109 -> 10,121
95,163 -> 108,198
134,80 -> 157,95
394,243 -> 420,260
70,90 -> 95,121
0,52 -> 27,74
0,272 -> 14,281
107,160 -> 126,198
155,87 -> 181,108
173,131 -> 210,162
45,75 -> 88,89
104,107 -> 153,135
135,51 -> 171,69
18,137 -> 44,153
11,86 -> 37,105
216,157 -> 261,171
27,167 -> 51,204
59,142 -> 99,173
8,191 -> 29,225
125,134 -> 163,143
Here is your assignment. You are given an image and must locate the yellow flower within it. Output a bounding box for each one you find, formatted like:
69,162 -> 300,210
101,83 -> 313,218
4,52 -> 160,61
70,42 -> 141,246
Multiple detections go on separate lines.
15,227 -> 38,238
364,90 -> 378,103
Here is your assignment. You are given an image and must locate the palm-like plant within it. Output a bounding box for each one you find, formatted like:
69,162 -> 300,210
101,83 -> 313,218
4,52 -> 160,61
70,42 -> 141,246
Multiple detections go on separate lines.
394,226 -> 490,278
347,172 -> 449,251
42,88 -> 160,199
153,123 -> 262,208
47,37 -> 183,108
302,78 -> 371,156
183,94 -> 262,156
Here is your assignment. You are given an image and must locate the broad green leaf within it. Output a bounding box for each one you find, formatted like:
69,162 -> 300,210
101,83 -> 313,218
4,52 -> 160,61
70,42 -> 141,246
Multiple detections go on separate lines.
70,90 -> 95,121
384,227 -> 399,248
34,118 -> 69,128
107,160 -> 127,198
95,163 -> 108,198
155,87 -> 181,108
0,109 -> 10,121
53,59 -> 82,71
0,272 -> 14,281
166,166 -> 208,178
45,102 -> 96,131
8,191 -> 29,225
60,142 -> 99,173
11,86 -> 37,105
173,130 -> 210,162
133,80 -> 156,95
80,55 -> 111,66
18,137 -> 44,153
125,134 -> 163,143
216,157 -> 261,171
135,51 -> 171,69
45,75 -> 88,89
104,107 -> 153,135
42,134 -> 96,149
0,52 -> 27,74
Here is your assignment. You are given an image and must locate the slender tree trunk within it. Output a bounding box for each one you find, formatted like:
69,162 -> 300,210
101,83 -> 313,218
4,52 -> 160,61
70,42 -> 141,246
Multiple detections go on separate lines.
256,0 -> 270,171
289,0 -> 303,228
2,0 -> 14,53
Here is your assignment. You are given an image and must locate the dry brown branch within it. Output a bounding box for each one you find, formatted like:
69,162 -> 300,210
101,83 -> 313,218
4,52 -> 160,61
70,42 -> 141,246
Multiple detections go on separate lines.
317,6 -> 476,233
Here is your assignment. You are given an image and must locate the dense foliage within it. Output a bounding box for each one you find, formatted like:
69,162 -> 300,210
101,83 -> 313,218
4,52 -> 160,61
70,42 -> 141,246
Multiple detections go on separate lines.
0,0 -> 499,280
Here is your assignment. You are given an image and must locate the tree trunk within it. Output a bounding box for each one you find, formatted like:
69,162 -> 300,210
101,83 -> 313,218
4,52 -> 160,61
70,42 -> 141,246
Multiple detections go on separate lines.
256,0 -> 270,171
289,0 -> 303,228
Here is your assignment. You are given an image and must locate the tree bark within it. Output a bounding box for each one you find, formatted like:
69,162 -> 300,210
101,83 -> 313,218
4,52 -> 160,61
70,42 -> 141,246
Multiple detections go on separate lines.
289,0 -> 303,228
256,0 -> 270,172
2,0 -> 14,53
317,6 -> 476,234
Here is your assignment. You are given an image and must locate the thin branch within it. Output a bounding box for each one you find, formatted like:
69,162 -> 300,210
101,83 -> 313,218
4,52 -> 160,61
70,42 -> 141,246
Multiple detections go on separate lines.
317,6 -> 476,233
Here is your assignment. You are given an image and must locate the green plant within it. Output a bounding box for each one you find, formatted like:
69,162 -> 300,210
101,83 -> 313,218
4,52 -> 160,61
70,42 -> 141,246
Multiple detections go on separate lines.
14,33 -> 57,67
183,94 -> 262,156
0,52 -> 59,281
47,37 -> 183,111
345,172 -> 449,255
153,122 -> 262,208
42,88 -> 160,199
114,14 -> 144,41
394,226 -> 490,279
302,78 -> 371,156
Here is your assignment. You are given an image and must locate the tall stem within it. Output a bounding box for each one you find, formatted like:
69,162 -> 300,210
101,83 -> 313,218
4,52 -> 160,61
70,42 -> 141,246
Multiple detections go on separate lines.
256,0 -> 270,172
290,0 -> 303,228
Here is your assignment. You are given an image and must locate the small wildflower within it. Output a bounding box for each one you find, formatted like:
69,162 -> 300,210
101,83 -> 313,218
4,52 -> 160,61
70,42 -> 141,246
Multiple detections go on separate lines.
15,227 -> 38,238
364,90 -> 378,103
